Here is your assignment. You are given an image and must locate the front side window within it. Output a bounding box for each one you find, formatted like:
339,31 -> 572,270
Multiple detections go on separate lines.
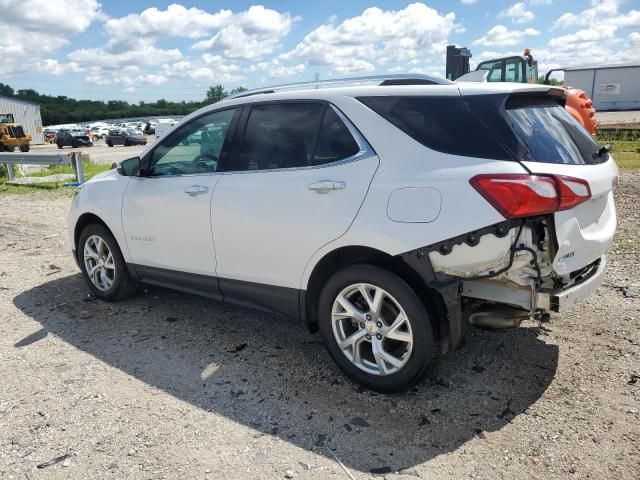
149,108 -> 235,176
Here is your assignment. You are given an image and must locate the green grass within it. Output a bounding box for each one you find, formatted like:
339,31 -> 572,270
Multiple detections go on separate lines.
601,139 -> 640,170
0,157 -> 112,195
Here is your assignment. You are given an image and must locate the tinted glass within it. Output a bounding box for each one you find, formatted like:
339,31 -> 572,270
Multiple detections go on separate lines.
235,103 -> 324,171
149,108 -> 235,176
504,59 -> 522,82
358,96 -> 510,160
506,96 -> 605,165
488,66 -> 503,82
312,107 -> 360,165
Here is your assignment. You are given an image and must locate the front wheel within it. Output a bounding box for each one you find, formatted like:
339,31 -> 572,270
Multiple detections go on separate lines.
19,144 -> 30,152
318,264 -> 436,393
78,224 -> 137,301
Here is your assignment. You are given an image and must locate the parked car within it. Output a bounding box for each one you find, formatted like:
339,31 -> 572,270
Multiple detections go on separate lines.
90,126 -> 111,141
143,121 -> 155,135
56,129 -> 93,149
105,129 -> 148,147
68,75 -> 617,392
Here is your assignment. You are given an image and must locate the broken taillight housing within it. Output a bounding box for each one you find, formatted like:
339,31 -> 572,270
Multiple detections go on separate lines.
470,174 -> 591,219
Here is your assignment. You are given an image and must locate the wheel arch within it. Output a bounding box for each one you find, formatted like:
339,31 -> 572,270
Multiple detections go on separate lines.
74,212 -> 113,253
303,245 -> 460,353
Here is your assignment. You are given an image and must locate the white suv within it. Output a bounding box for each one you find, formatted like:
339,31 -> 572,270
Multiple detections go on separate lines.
69,75 -> 617,392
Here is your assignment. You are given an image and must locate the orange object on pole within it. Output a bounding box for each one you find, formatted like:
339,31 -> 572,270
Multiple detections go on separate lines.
563,86 -> 597,135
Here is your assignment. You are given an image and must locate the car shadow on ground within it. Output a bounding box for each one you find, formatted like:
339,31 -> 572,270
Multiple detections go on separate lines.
13,273 -> 559,473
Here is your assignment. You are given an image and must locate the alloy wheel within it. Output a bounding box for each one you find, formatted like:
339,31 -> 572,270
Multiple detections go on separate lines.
331,283 -> 413,376
83,234 -> 116,291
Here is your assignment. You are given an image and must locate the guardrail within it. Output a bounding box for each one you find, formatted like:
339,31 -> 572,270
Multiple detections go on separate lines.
1,151 -> 84,184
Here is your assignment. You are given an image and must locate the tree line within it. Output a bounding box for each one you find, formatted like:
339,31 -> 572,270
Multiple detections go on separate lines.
0,83 -> 246,125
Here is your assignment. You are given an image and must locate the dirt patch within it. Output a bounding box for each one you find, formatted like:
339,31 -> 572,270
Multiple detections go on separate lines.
0,173 -> 638,479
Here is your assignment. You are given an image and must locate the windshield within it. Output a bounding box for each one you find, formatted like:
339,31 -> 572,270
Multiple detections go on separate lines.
506,96 -> 605,165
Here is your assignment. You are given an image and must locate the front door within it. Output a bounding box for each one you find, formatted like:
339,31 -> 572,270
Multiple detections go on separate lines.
211,102 -> 378,310
122,108 -> 238,296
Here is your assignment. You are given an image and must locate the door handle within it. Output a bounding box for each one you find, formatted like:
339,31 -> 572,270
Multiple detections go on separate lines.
184,185 -> 209,196
308,181 -> 346,194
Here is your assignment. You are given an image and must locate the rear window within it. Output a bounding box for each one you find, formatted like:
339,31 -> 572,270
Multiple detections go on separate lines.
358,96 -> 511,160
505,96 -> 606,165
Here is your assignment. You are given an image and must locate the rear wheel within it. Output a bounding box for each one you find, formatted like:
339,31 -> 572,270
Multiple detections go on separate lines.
318,264 -> 435,393
78,224 -> 137,301
19,144 -> 29,152
57,143 -> 63,149
107,141 -> 113,147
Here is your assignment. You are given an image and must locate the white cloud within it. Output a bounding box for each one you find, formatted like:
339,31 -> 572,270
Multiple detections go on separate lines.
473,25 -> 540,47
499,3 -> 535,24
280,3 -> 457,75
252,60 -> 306,79
104,4 -> 231,42
160,60 -> 245,83
35,59 -> 83,76
460,0 -> 477,4
547,28 -> 617,50
69,45 -> 183,68
191,5 -> 295,60
553,0 -> 640,30
0,0 -> 103,33
0,0 -> 102,76
529,0 -> 552,5
72,3 -> 293,88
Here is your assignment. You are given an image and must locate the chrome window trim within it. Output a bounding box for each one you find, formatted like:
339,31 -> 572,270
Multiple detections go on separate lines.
142,102 -> 376,179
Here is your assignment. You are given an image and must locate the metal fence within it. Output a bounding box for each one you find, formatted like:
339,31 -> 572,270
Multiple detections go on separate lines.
1,151 -> 84,184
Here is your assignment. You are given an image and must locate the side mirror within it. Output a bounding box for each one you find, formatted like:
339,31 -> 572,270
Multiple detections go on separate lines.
117,156 -> 141,176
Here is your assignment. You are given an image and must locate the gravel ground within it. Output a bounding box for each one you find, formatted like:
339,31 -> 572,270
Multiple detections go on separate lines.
0,172 -> 638,480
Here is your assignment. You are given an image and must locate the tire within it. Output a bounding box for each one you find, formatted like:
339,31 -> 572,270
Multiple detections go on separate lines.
19,144 -> 30,152
107,141 -> 113,147
57,143 -> 63,149
77,223 -> 137,301
124,140 -> 130,147
318,264 -> 436,393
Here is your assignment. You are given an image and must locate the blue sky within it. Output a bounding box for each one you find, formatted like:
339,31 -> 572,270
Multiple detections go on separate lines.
3,0 -> 639,102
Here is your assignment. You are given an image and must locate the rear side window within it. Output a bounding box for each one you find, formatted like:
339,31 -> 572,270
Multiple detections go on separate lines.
237,103 -> 323,171
313,107 -> 360,165
233,103 -> 360,171
505,96 -> 605,165
358,96 -> 511,160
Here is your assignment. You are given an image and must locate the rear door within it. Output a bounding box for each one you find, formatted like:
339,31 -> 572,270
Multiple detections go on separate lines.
212,101 -> 378,305
505,96 -> 618,274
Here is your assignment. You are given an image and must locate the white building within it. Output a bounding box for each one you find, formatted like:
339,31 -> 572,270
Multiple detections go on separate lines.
564,64 -> 640,111
0,94 -> 44,144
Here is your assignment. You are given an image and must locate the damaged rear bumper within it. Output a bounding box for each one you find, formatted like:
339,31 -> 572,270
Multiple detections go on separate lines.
537,255 -> 606,312
462,255 -> 606,313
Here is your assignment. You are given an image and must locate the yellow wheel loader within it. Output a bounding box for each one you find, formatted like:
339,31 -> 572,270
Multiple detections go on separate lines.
0,113 -> 31,152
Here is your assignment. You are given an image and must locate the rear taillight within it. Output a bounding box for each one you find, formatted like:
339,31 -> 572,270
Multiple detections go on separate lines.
556,176 -> 591,210
470,174 -> 591,219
